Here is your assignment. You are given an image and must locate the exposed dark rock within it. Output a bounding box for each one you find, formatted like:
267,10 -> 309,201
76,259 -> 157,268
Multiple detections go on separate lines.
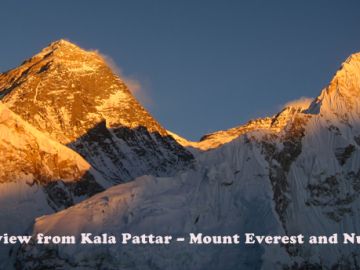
335,144 -> 355,166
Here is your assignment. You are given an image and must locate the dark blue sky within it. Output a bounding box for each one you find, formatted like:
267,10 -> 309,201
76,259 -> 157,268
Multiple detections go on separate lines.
1,1 -> 359,140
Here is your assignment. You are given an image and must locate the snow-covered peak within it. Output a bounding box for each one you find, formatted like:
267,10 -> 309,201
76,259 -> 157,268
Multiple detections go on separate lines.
0,40 -> 166,142
0,41 -> 194,183
307,52 -> 360,123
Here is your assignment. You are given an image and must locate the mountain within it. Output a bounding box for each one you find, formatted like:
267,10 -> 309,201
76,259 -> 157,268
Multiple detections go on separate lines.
0,40 -> 194,183
0,102 -> 105,267
15,52 -> 360,270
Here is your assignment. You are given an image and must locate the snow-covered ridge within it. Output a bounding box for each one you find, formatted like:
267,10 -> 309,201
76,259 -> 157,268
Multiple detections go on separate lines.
0,101 -> 106,197
0,102 -> 91,183
171,105 -> 310,151
0,102 -> 106,268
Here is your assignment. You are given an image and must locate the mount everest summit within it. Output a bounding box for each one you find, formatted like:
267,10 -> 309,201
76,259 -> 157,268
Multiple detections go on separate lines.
0,40 -> 360,269
0,40 -> 194,184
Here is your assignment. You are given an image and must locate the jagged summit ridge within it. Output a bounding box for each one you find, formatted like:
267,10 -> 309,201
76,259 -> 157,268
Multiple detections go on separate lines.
171,104 -> 309,151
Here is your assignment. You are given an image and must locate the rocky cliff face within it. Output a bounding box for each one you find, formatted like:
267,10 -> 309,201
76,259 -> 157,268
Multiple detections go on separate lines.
0,40 -> 194,183
15,52 -> 360,270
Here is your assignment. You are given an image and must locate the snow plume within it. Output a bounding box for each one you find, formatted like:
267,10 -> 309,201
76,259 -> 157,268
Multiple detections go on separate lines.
100,53 -> 153,108
282,96 -> 313,111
